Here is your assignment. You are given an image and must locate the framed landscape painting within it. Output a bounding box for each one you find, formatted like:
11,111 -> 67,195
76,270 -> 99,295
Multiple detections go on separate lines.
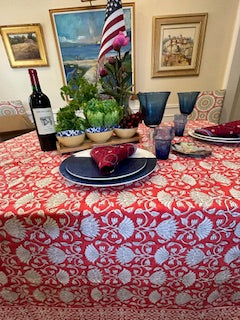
49,3 -> 135,88
151,13 -> 208,77
0,23 -> 48,68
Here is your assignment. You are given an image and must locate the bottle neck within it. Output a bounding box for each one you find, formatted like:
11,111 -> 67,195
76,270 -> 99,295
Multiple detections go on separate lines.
28,68 -> 42,92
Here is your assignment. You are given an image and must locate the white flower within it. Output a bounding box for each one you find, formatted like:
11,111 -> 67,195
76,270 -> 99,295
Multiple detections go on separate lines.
207,290 -> 221,303
24,270 -> 42,285
182,271 -> 196,287
87,268 -> 103,283
91,288 -> 102,301
210,173 -> 231,185
175,292 -> 191,305
35,177 -> 53,188
224,245 -> 240,264
59,290 -> 75,303
3,217 -> 26,240
85,191 -> 101,207
116,246 -> 135,264
150,175 -> 168,187
118,217 -> 134,239
16,245 -> 31,264
0,289 -> 18,302
186,248 -> 205,266
14,193 -> 34,209
43,217 -> 60,239
157,191 -> 173,209
230,188 -> 240,201
172,162 -> 186,171
149,290 -> 161,303
234,223 -> 240,238
149,271 -> 166,285
46,192 -> 68,210
117,191 -> 137,207
33,289 -> 46,302
118,269 -> 131,284
81,216 -> 99,238
190,190 -> 213,209
181,174 -> 196,186
85,244 -> 99,263
156,219 -> 177,240
47,246 -> 67,264
154,247 -> 169,265
56,270 -> 70,285
196,217 -> 213,240
214,269 -> 231,284
0,272 -> 8,285
117,288 -> 132,301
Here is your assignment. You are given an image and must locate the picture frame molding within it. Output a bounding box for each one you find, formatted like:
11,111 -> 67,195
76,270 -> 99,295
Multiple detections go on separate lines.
0,23 -> 48,68
49,3 -> 135,91
151,13 -> 208,78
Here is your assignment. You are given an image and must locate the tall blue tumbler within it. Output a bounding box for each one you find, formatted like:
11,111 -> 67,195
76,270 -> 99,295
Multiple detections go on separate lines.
177,91 -> 200,115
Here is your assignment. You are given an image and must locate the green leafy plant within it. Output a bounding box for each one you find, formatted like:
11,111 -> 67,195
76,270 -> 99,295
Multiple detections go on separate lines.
56,75 -> 99,132
83,98 -> 123,128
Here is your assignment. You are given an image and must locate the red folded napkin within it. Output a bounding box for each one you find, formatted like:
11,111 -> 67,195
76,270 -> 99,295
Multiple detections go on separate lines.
90,143 -> 137,175
195,120 -> 240,137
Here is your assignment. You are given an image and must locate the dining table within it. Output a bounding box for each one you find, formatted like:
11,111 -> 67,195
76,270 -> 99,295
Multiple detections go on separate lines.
0,120 -> 240,320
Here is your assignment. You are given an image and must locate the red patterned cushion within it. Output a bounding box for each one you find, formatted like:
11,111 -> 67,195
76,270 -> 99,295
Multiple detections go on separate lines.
90,143 -> 136,174
0,100 -> 26,116
188,90 -> 225,124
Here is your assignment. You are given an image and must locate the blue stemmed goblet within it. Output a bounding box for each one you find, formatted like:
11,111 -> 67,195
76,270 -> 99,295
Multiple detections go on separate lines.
137,91 -> 171,150
177,91 -> 200,115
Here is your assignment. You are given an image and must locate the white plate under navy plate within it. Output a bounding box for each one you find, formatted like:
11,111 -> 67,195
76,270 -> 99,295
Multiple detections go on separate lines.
189,129 -> 240,144
59,148 -> 157,187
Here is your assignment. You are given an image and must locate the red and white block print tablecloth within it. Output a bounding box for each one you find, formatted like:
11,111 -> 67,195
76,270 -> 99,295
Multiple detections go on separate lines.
0,121 -> 240,320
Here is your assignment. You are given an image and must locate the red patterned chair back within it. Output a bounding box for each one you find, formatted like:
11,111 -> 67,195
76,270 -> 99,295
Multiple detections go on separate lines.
188,90 -> 225,124
0,100 -> 26,116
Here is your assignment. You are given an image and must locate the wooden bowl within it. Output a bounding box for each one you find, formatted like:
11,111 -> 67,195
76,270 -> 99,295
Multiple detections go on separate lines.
114,127 -> 137,139
56,130 -> 85,147
86,129 -> 113,143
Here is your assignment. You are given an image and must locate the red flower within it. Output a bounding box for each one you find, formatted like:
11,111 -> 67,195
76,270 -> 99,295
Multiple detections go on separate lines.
112,31 -> 130,51
100,68 -> 108,77
108,56 -> 116,65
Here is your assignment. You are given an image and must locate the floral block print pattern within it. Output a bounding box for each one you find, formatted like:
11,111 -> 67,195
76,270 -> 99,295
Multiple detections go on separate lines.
188,90 -> 225,124
0,121 -> 240,320
0,100 -> 26,116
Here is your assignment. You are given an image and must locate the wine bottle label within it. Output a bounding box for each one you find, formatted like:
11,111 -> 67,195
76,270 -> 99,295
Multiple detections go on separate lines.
32,108 -> 56,135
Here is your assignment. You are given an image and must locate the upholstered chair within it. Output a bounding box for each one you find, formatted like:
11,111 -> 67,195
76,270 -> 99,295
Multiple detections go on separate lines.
188,90 -> 225,124
0,100 -> 26,116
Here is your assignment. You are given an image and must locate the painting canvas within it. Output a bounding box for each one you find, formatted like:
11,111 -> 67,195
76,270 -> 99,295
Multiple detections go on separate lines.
152,13 -> 208,77
49,4 -> 135,87
0,24 -> 48,68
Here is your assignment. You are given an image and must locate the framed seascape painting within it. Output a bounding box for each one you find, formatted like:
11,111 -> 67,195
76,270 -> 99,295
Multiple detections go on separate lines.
0,23 -> 48,68
151,13 -> 208,77
49,3 -> 135,87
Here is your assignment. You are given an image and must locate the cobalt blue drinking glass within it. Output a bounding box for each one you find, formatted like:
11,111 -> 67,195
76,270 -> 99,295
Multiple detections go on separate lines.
137,91 -> 171,150
177,91 -> 200,115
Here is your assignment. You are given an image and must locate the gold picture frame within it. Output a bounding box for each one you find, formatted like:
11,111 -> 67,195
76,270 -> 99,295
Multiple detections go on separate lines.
0,23 -> 48,68
151,13 -> 208,77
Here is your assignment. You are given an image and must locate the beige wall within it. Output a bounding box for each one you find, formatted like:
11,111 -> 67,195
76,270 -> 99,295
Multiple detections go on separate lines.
0,0 -> 239,115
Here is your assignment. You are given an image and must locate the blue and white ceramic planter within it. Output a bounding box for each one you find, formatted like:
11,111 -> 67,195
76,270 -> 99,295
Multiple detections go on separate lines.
85,127 -> 112,134
56,130 -> 84,137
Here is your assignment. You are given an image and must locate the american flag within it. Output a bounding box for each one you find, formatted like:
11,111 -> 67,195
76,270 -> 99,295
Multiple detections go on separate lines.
98,0 -> 127,62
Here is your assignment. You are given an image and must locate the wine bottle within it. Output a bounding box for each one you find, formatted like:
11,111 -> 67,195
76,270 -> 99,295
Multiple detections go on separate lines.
28,69 -> 56,151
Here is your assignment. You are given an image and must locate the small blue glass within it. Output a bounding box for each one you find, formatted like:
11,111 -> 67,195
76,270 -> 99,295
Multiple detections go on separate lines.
177,91 -> 200,115
137,91 -> 171,151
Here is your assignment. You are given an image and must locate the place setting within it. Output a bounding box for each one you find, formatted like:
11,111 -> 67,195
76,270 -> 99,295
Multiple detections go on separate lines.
188,119 -> 240,144
59,143 -> 157,187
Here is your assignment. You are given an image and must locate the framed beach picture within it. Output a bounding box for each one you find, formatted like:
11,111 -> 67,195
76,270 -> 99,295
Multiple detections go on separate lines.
49,3 -> 135,87
0,23 -> 48,68
151,13 -> 208,77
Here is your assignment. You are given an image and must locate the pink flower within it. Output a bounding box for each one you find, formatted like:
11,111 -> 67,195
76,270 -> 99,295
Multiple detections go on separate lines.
100,68 -> 108,77
112,31 -> 130,51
